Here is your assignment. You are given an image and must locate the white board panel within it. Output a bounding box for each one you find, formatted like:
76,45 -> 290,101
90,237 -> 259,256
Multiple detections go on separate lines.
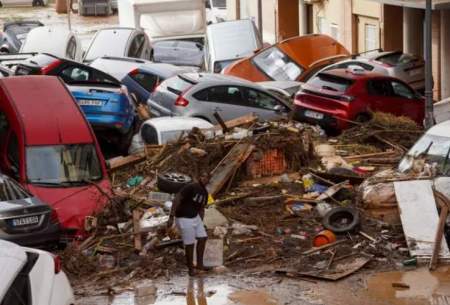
394,180 -> 450,259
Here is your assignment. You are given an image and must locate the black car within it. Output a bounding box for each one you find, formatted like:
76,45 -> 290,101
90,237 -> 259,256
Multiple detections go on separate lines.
0,21 -> 44,54
0,174 -> 60,247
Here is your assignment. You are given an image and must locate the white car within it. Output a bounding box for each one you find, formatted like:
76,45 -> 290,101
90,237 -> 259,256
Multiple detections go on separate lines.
118,0 -> 206,44
258,81 -> 303,101
83,28 -> 152,63
20,27 -> 82,62
0,240 -> 74,305
129,117 -> 214,154
0,0 -> 47,7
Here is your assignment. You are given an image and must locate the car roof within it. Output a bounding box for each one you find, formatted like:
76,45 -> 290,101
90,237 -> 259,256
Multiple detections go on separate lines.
258,81 -> 303,90
138,63 -> 193,78
180,72 -> 257,86
319,68 -> 387,80
0,240 -> 27,301
143,117 -> 213,132
426,120 -> 450,137
0,76 -> 94,145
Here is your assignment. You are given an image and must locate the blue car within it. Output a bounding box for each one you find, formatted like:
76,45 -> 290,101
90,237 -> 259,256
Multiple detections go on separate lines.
14,53 -> 138,153
69,83 -> 137,152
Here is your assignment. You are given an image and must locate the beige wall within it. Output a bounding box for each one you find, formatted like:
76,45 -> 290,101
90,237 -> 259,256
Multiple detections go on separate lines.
353,0 -> 381,18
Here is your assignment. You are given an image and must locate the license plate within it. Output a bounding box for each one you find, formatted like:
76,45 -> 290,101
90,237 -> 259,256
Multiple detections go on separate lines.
12,216 -> 39,226
304,110 -> 324,120
78,99 -> 103,106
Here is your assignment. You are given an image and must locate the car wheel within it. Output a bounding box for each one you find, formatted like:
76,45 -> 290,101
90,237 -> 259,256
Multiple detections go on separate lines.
157,172 -> 192,194
322,207 -> 360,233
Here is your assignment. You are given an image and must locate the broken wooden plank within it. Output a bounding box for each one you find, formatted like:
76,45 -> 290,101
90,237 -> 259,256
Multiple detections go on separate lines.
297,254 -> 371,281
133,209 -> 143,251
206,143 -> 255,196
108,153 -> 146,172
429,190 -> 450,270
394,180 -> 450,261
212,113 -> 258,131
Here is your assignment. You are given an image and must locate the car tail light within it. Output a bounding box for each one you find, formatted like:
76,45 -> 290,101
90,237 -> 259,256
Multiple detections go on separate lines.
175,95 -> 189,107
40,59 -> 62,74
53,255 -> 62,274
50,210 -> 59,224
129,68 -> 139,76
339,95 -> 355,102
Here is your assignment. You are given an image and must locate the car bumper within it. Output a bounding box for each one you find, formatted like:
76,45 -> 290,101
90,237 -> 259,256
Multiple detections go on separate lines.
293,106 -> 345,131
85,113 -> 134,134
0,222 -> 60,247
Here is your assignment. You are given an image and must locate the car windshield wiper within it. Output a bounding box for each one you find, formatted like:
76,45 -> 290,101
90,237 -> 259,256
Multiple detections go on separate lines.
442,145 -> 450,174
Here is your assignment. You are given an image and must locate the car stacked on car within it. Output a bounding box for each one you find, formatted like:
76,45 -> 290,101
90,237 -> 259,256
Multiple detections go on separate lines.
0,2 -> 434,300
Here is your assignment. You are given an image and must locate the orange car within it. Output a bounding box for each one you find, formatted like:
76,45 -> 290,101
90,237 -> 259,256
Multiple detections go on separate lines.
222,34 -> 350,82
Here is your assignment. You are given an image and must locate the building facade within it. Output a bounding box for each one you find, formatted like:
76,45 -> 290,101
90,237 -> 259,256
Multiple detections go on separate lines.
226,0 -> 450,100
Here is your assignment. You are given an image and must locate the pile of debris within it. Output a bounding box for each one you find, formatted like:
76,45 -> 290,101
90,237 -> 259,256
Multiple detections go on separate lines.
62,112 -> 438,295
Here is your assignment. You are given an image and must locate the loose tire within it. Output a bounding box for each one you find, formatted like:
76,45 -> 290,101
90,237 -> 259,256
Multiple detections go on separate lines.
157,172 -> 192,194
322,207 -> 360,233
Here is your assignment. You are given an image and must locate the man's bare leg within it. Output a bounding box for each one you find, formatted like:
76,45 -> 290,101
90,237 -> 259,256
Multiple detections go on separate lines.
185,244 -> 196,276
196,237 -> 209,271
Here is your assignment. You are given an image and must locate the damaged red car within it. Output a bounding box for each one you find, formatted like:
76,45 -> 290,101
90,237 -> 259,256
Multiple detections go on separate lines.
293,66 -> 425,132
0,76 -> 111,239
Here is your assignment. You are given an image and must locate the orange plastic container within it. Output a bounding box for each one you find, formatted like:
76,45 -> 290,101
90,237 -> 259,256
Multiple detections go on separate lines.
313,230 -> 337,247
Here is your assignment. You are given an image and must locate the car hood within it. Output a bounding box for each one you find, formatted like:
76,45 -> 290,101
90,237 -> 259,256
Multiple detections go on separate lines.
0,240 -> 27,302
27,179 -> 111,233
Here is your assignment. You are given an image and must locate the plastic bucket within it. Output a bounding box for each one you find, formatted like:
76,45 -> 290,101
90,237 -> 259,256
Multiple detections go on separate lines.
313,230 -> 337,247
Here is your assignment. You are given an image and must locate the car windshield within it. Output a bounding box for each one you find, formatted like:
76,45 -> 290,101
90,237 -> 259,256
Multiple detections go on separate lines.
213,59 -> 235,73
26,144 -> 102,185
398,134 -> 450,175
308,73 -> 354,92
253,47 -> 303,81
84,30 -> 132,62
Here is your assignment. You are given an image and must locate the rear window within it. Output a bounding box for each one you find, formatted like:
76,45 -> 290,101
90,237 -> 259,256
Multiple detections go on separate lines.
84,29 -> 132,62
130,72 -> 159,93
253,47 -> 303,81
308,73 -> 354,92
376,52 -> 417,66
164,75 -> 196,95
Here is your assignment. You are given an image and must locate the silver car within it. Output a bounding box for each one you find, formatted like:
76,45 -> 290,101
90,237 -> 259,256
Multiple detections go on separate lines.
312,51 -> 425,93
147,73 -> 292,123
83,28 -> 152,63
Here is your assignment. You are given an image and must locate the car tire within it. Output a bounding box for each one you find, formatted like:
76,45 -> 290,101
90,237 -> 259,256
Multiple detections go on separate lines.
322,207 -> 360,234
157,172 -> 192,194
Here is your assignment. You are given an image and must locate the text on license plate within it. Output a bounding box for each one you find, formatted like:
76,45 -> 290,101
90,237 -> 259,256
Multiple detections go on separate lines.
304,110 -> 324,120
12,216 -> 39,226
78,99 -> 103,106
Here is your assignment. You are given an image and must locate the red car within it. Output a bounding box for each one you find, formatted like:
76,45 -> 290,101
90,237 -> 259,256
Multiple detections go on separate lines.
293,67 -> 425,132
0,76 -> 111,239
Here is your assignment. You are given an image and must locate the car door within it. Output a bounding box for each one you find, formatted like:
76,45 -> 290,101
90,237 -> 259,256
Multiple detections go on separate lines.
366,79 -> 403,116
241,87 -> 290,120
192,86 -> 250,122
390,79 -> 424,124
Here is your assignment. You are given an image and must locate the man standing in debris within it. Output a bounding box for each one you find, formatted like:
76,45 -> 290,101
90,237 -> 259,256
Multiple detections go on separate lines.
167,172 -> 210,276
